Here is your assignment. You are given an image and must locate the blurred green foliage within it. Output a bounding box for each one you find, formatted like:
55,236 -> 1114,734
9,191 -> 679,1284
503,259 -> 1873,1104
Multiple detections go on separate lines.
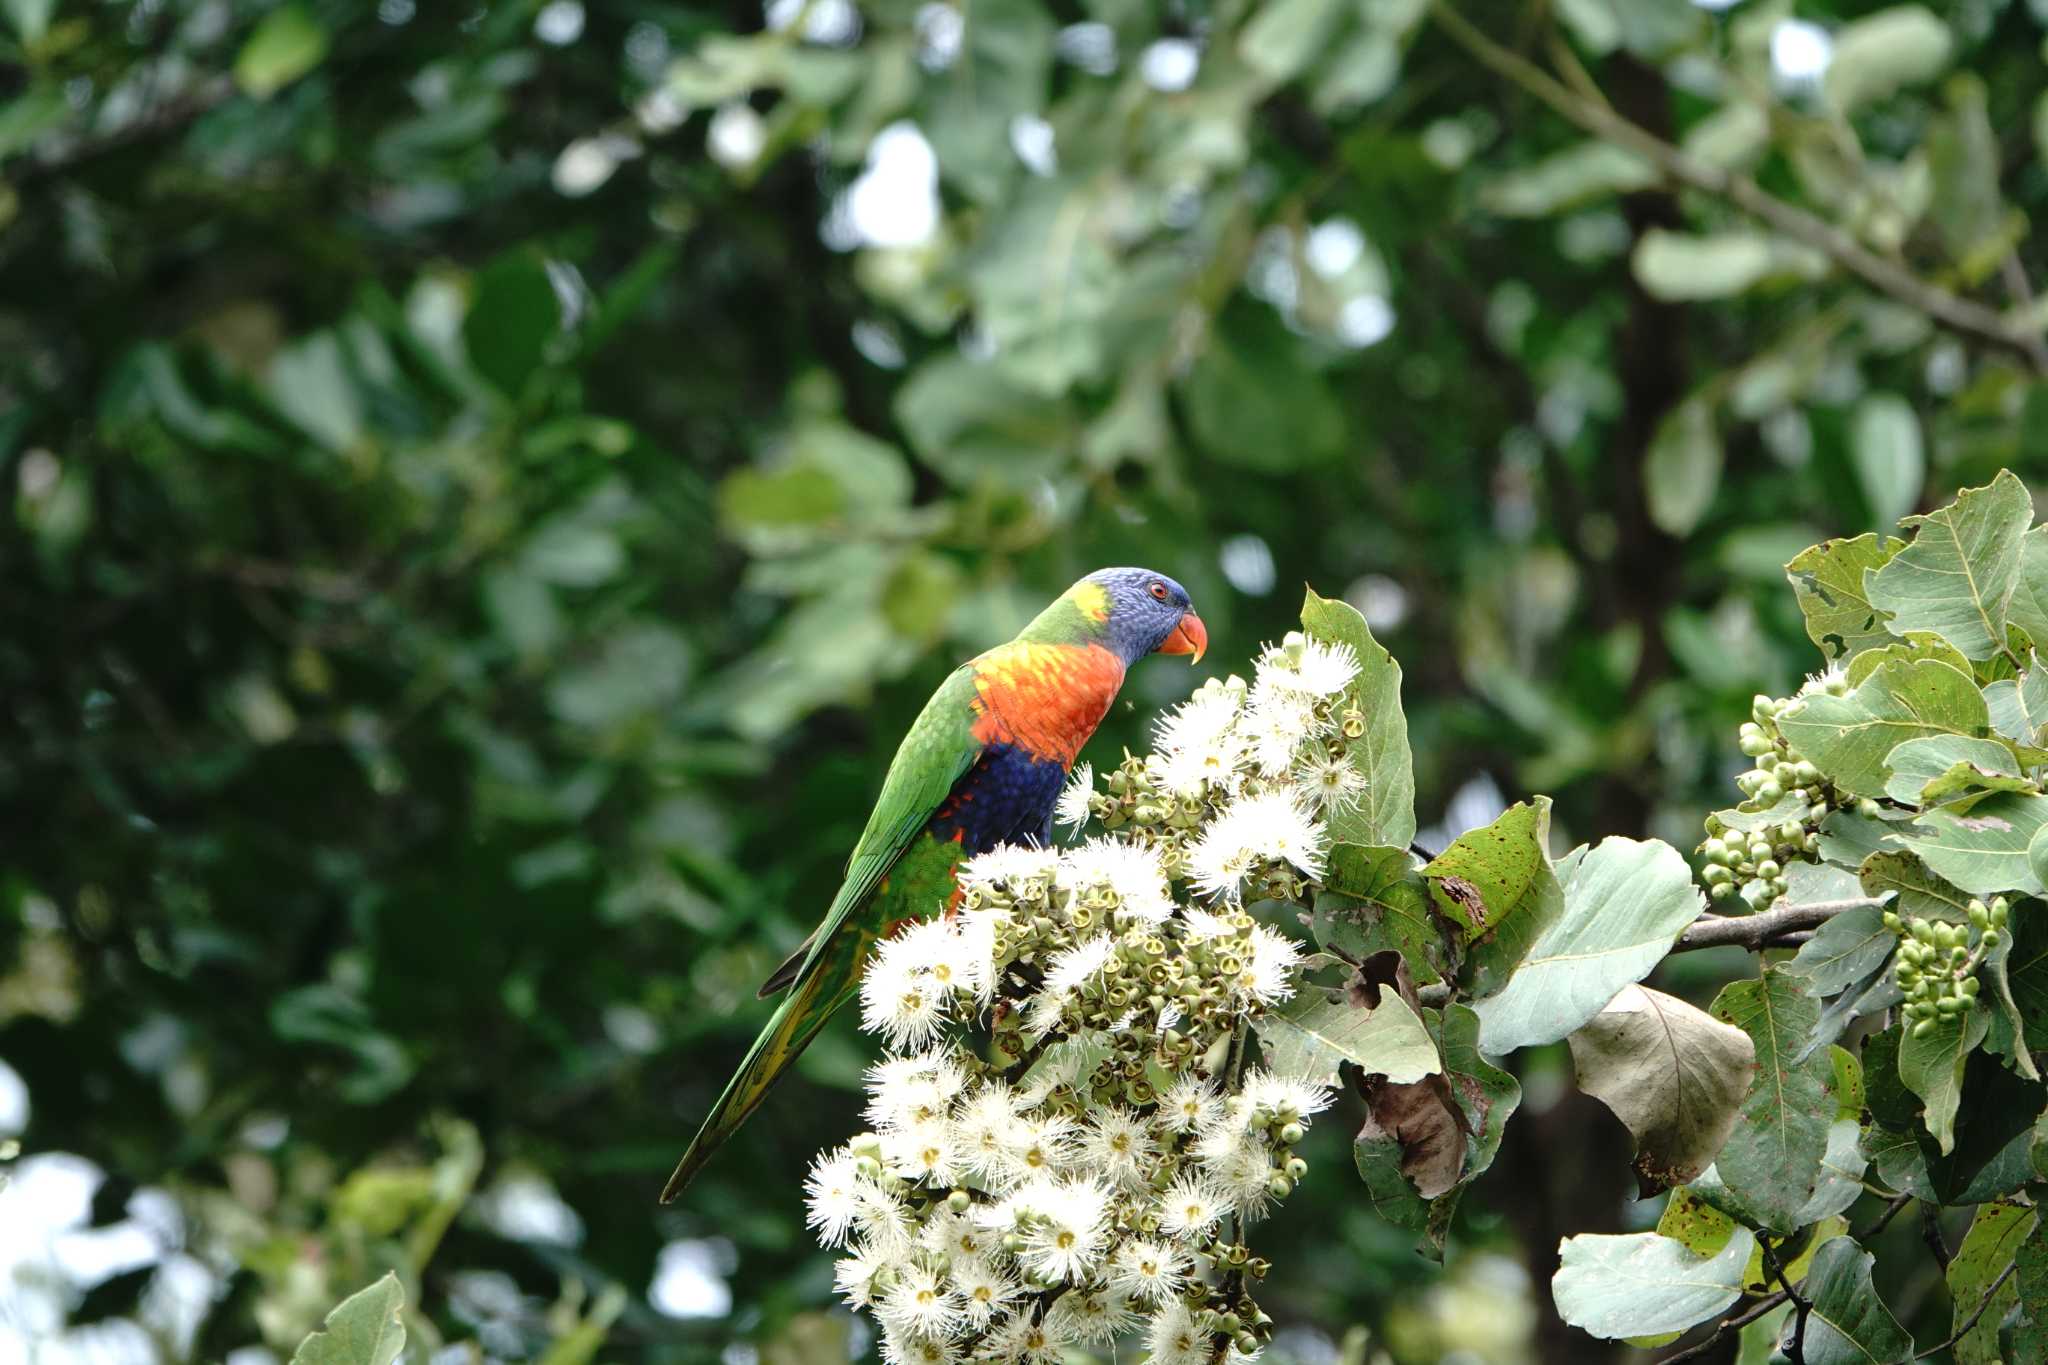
4,0 -> 2048,1361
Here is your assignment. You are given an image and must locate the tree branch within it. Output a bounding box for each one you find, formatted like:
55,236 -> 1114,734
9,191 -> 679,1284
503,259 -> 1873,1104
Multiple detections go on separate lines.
1675,898 -> 1883,952
1657,1289 -> 1789,1364
1428,2 -> 2048,373
1914,1261 -> 2016,1359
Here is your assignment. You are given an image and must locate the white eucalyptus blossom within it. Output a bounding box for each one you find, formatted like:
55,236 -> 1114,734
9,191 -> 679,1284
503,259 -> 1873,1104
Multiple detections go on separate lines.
806,632 -> 1366,1363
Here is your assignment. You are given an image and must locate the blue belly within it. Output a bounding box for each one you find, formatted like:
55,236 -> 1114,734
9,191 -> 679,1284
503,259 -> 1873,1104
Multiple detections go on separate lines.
926,742 -> 1067,852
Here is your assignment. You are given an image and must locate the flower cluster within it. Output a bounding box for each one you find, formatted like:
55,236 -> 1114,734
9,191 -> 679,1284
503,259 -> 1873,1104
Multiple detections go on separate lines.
1698,675 -> 1874,909
1888,898 -> 2006,1037
813,634 -> 1365,1365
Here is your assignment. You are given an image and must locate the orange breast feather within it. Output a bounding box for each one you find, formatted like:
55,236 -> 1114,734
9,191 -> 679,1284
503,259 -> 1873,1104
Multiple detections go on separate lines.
968,642 -> 1125,766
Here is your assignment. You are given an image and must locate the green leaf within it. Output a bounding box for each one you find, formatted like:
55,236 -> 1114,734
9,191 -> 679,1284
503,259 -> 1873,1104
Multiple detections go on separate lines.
1780,904 -> 1895,997
3,0 -> 53,43
1682,101 -> 1771,171
1945,1200 -> 2035,1365
1708,970 -> 1834,1232
1300,588 -> 1416,852
1786,534 -> 1904,662
1256,987 -> 1439,1089
289,1273 -> 407,1365
1631,229 -> 1826,302
1882,734 -> 2026,806
1896,1002 -> 1988,1153
1568,984 -> 1755,1192
1423,798 -> 1561,999
234,4 -> 330,100
894,354 -> 1071,485
1863,468 -> 2033,661
1896,791 -> 2048,897
1822,5 -> 1954,114
1184,305 -> 1346,472
2004,527 -> 2048,651
1858,849 -> 1973,922
1477,141 -> 1656,218
1432,1003 -> 1520,1182
1776,657 -> 1989,800
1796,1118 -> 1872,1225
1551,1228 -> 1754,1340
1313,843 -> 1445,984
1984,899 -> 2047,1080
465,251 -> 562,397
266,331 -> 364,454
1844,633 -> 1974,688
1644,399 -> 1722,537
1237,0 -> 1347,82
1984,661 -> 2048,747
966,179 -> 1119,396
1797,1236 -> 1912,1365
1849,393 -> 1925,534
1473,837 -> 1703,1053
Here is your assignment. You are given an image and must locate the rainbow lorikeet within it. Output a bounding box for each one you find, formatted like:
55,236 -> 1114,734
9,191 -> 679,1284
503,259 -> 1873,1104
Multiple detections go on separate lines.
659,568 -> 1206,1202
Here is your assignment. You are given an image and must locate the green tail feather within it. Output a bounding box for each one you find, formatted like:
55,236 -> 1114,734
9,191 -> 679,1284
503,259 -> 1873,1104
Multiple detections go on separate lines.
657,926 -> 870,1203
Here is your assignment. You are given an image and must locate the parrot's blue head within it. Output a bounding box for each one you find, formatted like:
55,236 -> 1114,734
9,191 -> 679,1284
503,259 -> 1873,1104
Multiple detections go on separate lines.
1077,567 -> 1206,666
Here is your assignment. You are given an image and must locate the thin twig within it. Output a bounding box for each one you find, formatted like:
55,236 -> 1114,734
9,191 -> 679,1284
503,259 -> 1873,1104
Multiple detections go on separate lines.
1854,1193 -> 1912,1241
1427,2 -> 2048,373
1675,898 -> 1884,952
1914,1261 -> 2017,1359
1658,1290 -> 1789,1364
1920,1204 -> 1952,1270
1760,1236 -> 1812,1365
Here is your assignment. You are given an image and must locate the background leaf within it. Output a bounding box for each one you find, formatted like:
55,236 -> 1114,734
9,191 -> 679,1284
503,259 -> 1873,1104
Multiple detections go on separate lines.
289,1274 -> 406,1365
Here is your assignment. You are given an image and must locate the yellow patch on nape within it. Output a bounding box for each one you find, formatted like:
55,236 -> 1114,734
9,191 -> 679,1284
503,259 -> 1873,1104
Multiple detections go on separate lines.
1064,580 -> 1112,622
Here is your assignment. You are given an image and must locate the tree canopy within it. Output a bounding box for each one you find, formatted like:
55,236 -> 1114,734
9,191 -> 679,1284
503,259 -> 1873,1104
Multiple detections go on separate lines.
5,0 -> 2048,1363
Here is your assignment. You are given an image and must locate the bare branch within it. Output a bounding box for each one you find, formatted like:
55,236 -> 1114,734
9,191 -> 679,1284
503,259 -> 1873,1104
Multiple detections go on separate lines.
1675,898 -> 1884,952
1914,1261 -> 2016,1359
1428,3 -> 2048,374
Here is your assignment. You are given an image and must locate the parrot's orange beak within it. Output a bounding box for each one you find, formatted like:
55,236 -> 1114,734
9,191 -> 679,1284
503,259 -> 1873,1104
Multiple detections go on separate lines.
1161,610 -> 1207,664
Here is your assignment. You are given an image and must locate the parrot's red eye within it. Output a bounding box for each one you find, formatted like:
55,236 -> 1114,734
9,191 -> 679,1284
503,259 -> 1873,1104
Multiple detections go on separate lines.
1149,581 -> 1168,600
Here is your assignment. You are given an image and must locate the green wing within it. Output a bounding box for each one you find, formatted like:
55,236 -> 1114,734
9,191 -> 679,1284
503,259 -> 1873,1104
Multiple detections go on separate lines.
658,666 -> 985,1202
757,663 -> 984,996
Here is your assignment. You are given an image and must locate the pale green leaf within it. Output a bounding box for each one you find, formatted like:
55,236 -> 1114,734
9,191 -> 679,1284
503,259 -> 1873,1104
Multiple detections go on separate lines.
290,1274 -> 406,1365
1863,468 -> 2032,661
1780,904 -> 1894,997
1478,141 -> 1656,218
1849,392 -> 1924,534
1843,633 -> 1973,688
1473,838 -> 1703,1053
1881,734 -> 2025,806
1631,229 -> 1827,302
1896,791 -> 2048,897
1568,984 -> 1754,1191
1644,399 -> 1722,537
3,0 -> 53,42
1984,661 -> 2048,746
1823,5 -> 1954,114
1238,0 -> 1347,82
1551,1228 -> 1754,1340
2004,527 -> 2048,651
1256,988 -> 1439,1089
1775,657 -> 1989,800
